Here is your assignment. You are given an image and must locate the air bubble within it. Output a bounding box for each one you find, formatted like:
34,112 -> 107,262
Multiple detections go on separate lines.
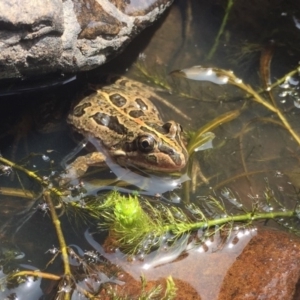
237,231 -> 244,238
206,68 -> 213,75
288,77 -> 299,85
205,240 -> 212,246
138,253 -> 145,261
197,246 -> 205,253
42,155 -> 50,162
279,91 -> 288,97
293,16 -> 300,30
279,83 -> 290,89
219,76 -> 229,84
234,78 -> 242,84
294,99 -> 300,108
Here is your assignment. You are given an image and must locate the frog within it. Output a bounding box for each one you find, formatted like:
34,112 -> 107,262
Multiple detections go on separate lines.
62,77 -> 188,182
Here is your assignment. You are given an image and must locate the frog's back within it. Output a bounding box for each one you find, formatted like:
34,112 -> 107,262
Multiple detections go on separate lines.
68,78 -> 165,147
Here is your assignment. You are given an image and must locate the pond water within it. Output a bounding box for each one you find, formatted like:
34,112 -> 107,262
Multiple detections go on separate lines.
1,0 -> 300,299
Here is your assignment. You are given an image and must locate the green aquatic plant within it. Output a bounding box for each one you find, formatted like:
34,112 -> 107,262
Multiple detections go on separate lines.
93,191 -> 169,254
163,276 -> 177,300
206,0 -> 236,60
170,65 -> 300,147
92,189 -> 300,255
186,109 -> 240,155
104,275 -> 176,300
134,59 -> 171,92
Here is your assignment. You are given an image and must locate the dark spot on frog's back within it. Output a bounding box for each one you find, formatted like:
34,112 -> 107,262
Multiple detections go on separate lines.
109,93 -> 127,107
91,112 -> 127,135
73,102 -> 92,117
129,110 -> 145,118
135,98 -> 148,110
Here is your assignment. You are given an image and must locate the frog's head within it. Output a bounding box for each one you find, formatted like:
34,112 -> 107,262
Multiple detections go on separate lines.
115,121 -> 188,172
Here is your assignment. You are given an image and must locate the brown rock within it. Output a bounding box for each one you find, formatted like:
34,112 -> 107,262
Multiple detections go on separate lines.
218,229 -> 300,300
101,228 -> 300,300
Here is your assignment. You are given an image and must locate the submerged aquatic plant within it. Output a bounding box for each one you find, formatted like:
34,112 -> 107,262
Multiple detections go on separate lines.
92,188 -> 300,256
206,0 -> 236,61
170,65 -> 300,146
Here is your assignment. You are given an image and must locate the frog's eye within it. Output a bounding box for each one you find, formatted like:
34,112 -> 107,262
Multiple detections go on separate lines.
138,135 -> 155,152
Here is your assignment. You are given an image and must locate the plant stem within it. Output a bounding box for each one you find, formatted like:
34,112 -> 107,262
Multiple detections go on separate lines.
188,109 -> 240,154
12,270 -> 60,281
44,191 -> 71,300
167,209 -> 295,234
206,0 -> 235,60
218,70 -> 300,147
0,156 -> 63,197
242,83 -> 300,145
44,191 -> 71,276
268,67 -> 300,91
0,187 -> 36,199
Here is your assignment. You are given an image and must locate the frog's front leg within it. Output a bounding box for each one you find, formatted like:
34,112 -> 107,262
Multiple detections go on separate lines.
60,152 -> 106,185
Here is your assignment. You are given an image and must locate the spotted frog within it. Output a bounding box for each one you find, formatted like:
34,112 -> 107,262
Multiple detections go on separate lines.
63,77 -> 188,180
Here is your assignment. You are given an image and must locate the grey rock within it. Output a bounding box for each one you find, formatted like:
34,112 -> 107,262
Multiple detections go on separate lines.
0,0 -> 173,79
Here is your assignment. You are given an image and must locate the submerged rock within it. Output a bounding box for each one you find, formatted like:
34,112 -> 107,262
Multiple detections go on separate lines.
0,0 -> 173,79
218,229 -> 300,300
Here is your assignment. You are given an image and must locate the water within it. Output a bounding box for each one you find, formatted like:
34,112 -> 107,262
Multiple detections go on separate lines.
1,0 -> 300,299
